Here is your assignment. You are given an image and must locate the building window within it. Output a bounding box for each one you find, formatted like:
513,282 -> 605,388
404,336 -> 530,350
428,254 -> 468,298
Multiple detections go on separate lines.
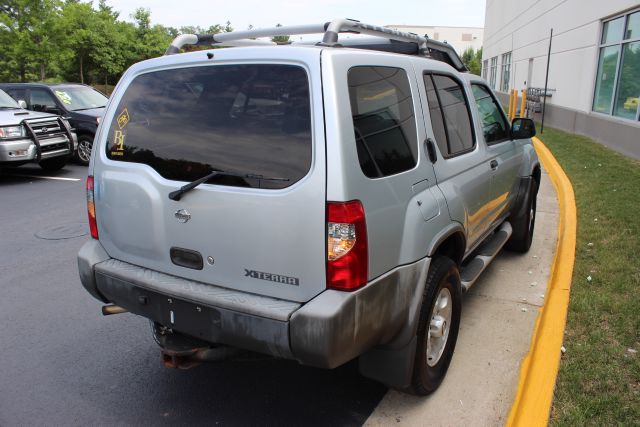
482,60 -> 488,80
593,9 -> 640,121
489,57 -> 498,89
462,33 -> 472,42
500,52 -> 512,92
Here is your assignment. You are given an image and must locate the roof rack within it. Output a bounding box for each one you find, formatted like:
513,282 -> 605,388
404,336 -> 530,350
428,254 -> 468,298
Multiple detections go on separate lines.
164,18 -> 467,72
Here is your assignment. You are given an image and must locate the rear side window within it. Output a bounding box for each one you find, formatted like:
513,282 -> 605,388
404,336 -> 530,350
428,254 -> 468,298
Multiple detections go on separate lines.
471,84 -> 510,144
348,66 -> 418,178
106,64 -> 311,190
424,74 -> 475,157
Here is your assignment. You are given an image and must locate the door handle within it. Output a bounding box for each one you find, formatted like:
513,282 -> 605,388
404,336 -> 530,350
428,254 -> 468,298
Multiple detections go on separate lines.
425,138 -> 437,163
490,160 -> 499,170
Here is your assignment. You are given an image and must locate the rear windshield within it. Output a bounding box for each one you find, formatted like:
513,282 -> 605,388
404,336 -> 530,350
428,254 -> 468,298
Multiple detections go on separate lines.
106,64 -> 312,189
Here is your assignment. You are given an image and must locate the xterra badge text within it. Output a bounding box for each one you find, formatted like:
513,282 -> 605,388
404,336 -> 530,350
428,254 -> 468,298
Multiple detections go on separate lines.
244,269 -> 299,286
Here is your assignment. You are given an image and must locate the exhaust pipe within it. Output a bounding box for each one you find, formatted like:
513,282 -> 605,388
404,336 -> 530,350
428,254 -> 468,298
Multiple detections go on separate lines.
102,304 -> 128,316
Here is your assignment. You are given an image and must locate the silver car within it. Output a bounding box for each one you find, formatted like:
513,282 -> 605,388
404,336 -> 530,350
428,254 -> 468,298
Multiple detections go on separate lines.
78,20 -> 539,395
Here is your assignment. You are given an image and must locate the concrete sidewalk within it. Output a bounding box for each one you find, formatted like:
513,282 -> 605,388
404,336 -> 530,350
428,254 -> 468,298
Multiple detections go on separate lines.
365,166 -> 559,426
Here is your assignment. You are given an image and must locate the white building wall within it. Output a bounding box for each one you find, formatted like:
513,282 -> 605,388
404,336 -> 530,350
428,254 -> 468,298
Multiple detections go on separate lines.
386,25 -> 484,54
483,0 -> 640,112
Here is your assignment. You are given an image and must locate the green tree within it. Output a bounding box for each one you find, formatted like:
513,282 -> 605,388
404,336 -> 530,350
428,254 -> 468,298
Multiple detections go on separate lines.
271,23 -> 290,44
0,0 -> 62,82
461,47 -> 482,76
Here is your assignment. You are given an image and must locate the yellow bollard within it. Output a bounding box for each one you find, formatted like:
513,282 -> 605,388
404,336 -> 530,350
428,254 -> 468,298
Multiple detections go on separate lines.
507,89 -> 514,120
510,89 -> 517,120
520,89 -> 527,118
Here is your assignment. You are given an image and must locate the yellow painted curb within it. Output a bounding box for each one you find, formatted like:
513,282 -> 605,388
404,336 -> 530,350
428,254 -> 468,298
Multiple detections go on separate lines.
506,137 -> 577,426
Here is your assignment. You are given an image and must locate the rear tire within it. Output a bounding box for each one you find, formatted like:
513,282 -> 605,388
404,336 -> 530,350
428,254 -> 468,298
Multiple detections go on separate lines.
408,256 -> 462,395
39,156 -> 68,171
507,178 -> 538,253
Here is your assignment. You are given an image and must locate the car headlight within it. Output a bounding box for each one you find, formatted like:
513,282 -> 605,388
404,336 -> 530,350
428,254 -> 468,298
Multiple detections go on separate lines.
0,125 -> 26,138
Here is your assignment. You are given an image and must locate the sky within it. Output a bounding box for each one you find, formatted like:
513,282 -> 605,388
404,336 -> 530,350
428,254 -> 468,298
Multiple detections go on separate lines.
103,0 -> 487,33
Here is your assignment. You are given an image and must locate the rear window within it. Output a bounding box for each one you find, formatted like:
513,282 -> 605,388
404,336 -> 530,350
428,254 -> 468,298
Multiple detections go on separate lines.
106,64 -> 312,189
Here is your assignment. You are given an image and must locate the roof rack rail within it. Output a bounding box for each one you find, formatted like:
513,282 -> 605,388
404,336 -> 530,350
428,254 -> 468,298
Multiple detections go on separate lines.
164,18 -> 468,72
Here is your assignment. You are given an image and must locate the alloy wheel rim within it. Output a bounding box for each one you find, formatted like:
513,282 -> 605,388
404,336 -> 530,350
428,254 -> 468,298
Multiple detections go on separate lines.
426,287 -> 452,367
78,140 -> 92,162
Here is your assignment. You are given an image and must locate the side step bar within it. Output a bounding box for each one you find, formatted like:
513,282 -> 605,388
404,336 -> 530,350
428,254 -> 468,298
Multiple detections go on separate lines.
460,222 -> 513,292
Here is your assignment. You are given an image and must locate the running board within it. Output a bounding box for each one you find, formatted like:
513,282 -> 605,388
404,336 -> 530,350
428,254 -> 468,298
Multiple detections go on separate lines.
460,222 -> 513,292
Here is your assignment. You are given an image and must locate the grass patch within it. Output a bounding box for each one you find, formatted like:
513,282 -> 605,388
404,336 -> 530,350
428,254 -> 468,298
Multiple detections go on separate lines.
539,127 -> 640,424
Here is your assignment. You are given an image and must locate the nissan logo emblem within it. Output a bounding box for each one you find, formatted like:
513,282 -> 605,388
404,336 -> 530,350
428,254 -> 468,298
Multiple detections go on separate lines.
174,209 -> 191,223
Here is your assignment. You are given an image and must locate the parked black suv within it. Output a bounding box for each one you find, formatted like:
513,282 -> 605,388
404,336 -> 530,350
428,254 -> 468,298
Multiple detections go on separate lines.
0,83 -> 107,165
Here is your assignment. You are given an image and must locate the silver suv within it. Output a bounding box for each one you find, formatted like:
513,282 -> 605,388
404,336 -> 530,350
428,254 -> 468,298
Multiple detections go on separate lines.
0,89 -> 75,171
78,20 -> 539,395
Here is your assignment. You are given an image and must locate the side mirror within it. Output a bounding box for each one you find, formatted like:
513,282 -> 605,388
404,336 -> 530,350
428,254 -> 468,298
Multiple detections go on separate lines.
17,99 -> 27,109
511,118 -> 536,139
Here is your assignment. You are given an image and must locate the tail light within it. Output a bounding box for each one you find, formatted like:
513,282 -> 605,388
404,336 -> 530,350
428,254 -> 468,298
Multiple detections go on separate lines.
86,175 -> 98,239
327,200 -> 368,291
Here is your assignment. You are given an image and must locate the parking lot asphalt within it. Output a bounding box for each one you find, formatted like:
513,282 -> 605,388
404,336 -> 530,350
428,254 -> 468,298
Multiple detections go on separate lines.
0,163 -> 559,426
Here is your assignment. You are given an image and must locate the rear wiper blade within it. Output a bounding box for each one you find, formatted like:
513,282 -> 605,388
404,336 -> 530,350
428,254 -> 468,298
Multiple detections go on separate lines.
168,170 -> 289,201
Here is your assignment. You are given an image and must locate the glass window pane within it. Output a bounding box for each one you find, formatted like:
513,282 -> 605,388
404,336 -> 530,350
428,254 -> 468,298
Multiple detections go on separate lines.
106,64 -> 312,189
613,42 -> 640,119
501,52 -> 511,92
432,75 -> 474,154
29,89 -> 57,111
593,46 -> 620,114
472,84 -> 510,144
625,11 -> 640,40
348,66 -> 418,178
424,75 -> 449,156
490,57 -> 498,89
602,17 -> 625,44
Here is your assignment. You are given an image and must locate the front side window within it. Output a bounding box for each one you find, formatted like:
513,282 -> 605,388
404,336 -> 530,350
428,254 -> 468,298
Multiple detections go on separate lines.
348,66 -> 418,178
106,64 -> 312,189
472,84 -> 510,144
593,10 -> 640,121
424,74 -> 475,157
29,89 -> 57,112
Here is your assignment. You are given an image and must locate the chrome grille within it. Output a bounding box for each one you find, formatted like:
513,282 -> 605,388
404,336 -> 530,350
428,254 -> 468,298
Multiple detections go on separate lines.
26,119 -> 64,139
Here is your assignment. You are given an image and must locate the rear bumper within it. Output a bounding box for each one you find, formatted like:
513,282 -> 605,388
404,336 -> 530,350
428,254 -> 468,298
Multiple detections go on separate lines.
78,239 -> 429,368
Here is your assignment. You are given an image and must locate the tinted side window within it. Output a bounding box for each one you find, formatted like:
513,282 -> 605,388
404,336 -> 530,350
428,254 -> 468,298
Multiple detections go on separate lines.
471,84 -> 510,144
105,64 -> 312,190
5,88 -> 26,103
348,66 -> 418,178
424,74 -> 475,157
424,75 -> 449,156
29,89 -> 57,111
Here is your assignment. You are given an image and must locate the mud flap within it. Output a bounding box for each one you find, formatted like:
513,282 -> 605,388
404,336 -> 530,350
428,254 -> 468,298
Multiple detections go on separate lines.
359,336 -> 418,389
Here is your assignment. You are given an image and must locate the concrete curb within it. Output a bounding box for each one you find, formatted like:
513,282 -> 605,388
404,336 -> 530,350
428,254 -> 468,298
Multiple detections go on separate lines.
506,137 -> 577,426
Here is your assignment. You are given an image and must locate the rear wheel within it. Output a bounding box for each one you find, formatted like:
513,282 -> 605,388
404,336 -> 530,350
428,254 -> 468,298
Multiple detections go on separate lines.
39,156 -> 68,171
75,135 -> 93,166
507,178 -> 538,253
408,256 -> 462,395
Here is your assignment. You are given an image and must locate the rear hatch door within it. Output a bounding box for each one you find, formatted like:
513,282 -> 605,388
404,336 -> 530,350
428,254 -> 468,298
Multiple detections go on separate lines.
93,50 -> 326,303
